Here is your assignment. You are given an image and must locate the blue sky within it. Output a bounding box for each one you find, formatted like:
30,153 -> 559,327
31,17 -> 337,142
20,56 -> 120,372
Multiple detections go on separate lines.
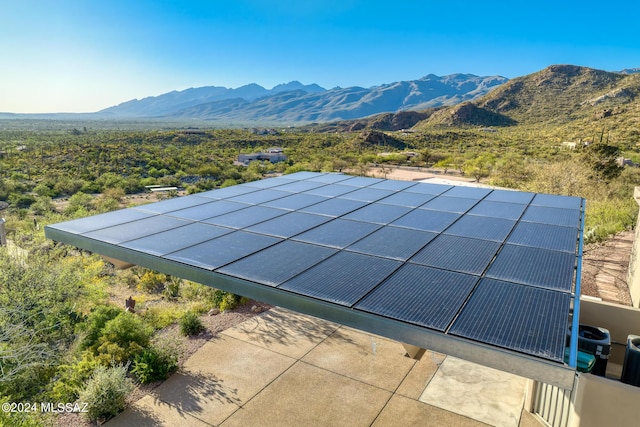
2,0 -> 639,113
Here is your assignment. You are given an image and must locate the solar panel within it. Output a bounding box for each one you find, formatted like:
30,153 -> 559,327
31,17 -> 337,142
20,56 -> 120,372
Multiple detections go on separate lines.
346,226 -> 437,261
196,185 -> 259,200
245,211 -> 332,238
521,206 -> 581,228
356,264 -> 479,331
444,215 -> 516,242
48,209 -> 152,234
391,209 -> 461,232
202,206 -> 287,229
410,234 -> 501,275
342,203 -> 412,224
338,176 -> 384,187
226,189 -> 290,205
165,200 -> 248,221
291,219 -> 380,248
133,195 -> 212,214
217,240 -> 338,286
279,252 -> 402,306
467,200 -> 527,220
304,184 -> 357,197
165,231 -> 281,270
486,244 -> 576,292
262,193 -> 328,211
531,193 -> 583,210
442,186 -> 492,199
299,198 -> 367,217
44,171 -> 585,385
122,223 -> 233,256
449,278 -> 571,362
484,189 -> 535,204
405,182 -> 452,195
420,196 -> 478,213
337,187 -> 395,202
507,222 -> 578,253
375,191 -> 436,208
83,215 -> 192,244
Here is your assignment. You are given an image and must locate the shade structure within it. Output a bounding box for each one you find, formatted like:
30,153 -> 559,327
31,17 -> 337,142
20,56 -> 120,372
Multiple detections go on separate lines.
45,172 -> 585,388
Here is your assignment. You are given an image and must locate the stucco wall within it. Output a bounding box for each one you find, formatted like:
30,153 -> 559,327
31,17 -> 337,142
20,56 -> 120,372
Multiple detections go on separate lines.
625,187 -> 640,308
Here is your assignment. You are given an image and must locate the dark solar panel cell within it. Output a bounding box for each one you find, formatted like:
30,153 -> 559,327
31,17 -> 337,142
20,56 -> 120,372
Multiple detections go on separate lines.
48,209 -> 152,234
405,182 -> 452,195
420,196 -> 478,213
391,209 -> 460,232
356,264 -> 479,331
444,215 -> 516,242
521,206 -> 581,228
449,278 -> 571,362
531,193 -> 583,210
122,223 -> 233,255
305,184 -> 358,198
410,235 -> 501,275
273,180 -> 327,193
165,231 -> 281,270
280,252 -> 402,306
299,198 -> 367,217
245,212 -> 332,238
484,189 -> 535,204
346,226 -> 437,260
292,219 -> 380,248
202,206 -> 287,229
133,195 -> 212,214
339,176 -> 384,187
83,215 -> 192,244
282,171 -> 324,180
376,192 -> 436,208
486,244 -> 575,292
196,185 -> 259,200
468,201 -> 527,220
262,193 -> 328,210
217,241 -> 338,286
507,222 -> 578,253
442,186 -> 492,199
307,173 -> 354,184
343,204 -> 412,224
226,189 -> 290,205
369,180 -> 417,191
337,187 -> 395,202
167,201 -> 248,221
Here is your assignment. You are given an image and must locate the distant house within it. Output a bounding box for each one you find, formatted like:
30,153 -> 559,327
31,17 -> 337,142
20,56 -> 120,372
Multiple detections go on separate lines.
237,147 -> 287,166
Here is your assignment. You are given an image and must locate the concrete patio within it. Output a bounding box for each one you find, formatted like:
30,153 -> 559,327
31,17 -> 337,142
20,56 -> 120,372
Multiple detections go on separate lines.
106,308 -> 543,427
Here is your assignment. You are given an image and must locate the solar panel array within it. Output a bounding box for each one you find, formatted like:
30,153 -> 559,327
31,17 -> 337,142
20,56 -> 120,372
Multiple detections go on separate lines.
45,172 -> 584,364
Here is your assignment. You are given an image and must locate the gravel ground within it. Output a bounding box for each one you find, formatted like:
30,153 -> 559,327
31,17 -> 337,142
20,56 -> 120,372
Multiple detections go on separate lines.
53,300 -> 272,427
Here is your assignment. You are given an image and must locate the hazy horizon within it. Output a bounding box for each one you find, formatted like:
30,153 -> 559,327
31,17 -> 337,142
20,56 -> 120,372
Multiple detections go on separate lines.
3,0 -> 639,114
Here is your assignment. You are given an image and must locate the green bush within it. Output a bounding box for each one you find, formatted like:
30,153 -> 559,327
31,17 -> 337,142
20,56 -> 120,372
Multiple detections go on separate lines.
77,305 -> 122,351
78,364 -> 133,422
179,311 -> 205,336
95,312 -> 153,363
131,345 -> 178,384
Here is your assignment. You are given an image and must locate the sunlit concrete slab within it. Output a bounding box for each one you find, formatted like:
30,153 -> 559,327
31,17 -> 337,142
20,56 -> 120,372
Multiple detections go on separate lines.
104,384 -> 217,427
182,335 -> 296,404
302,326 -> 416,391
420,357 -> 528,427
373,394 -> 489,427
220,362 -> 392,427
221,307 -> 340,358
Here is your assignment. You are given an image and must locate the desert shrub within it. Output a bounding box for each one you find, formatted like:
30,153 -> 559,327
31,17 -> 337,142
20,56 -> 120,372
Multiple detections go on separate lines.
162,276 -> 181,300
77,305 -> 122,351
78,364 -> 133,422
94,312 -> 153,363
179,311 -> 205,336
139,304 -> 185,330
218,292 -> 244,312
49,352 -> 102,402
137,271 -> 167,293
131,345 -> 178,384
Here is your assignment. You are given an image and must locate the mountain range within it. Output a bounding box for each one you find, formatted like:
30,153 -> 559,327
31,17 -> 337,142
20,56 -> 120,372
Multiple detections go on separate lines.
98,74 -> 508,122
